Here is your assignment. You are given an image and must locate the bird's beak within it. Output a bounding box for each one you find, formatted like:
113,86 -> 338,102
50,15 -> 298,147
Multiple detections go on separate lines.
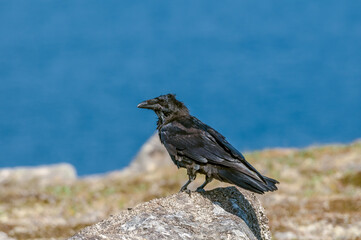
137,99 -> 155,109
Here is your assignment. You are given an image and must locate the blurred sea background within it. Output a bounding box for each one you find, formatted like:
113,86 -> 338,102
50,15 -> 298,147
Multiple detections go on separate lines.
0,1 -> 360,175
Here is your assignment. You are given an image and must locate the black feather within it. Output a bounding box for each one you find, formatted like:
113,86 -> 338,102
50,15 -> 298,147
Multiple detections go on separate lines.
138,94 -> 279,194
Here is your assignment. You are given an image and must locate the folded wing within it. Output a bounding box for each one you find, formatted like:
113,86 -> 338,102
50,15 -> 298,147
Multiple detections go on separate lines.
160,118 -> 267,184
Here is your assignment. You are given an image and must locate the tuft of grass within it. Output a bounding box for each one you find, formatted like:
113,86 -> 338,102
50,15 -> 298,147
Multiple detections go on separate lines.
329,198 -> 361,213
340,171 -> 361,187
52,185 -> 73,196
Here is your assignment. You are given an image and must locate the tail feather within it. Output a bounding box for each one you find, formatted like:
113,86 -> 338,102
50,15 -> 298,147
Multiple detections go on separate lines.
218,169 -> 279,194
263,176 -> 279,191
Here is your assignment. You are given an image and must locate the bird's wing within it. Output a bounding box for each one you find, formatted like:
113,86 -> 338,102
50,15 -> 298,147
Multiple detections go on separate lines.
160,118 -> 266,183
205,125 -> 266,183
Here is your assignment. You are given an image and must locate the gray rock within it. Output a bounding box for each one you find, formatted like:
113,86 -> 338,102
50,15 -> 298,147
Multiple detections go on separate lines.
69,187 -> 271,240
122,133 -> 172,174
0,232 -> 16,240
0,163 -> 77,186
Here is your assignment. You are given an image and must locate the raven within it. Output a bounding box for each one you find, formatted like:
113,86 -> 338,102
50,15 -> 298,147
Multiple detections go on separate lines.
138,94 -> 279,194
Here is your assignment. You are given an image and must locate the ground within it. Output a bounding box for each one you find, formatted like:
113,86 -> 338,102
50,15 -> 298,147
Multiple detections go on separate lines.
0,141 -> 360,239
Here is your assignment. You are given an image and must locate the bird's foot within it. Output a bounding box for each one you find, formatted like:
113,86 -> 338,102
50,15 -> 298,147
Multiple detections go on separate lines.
196,187 -> 205,193
180,186 -> 187,192
180,187 -> 192,196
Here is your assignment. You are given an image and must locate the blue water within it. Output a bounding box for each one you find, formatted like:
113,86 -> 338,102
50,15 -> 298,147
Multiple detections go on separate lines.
1,1 -> 361,175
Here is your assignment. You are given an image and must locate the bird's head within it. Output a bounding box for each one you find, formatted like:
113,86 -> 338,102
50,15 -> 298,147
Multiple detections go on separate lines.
137,94 -> 189,126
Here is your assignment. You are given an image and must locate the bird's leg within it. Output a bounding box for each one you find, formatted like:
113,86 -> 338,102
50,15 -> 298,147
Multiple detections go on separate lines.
180,169 -> 197,195
196,175 -> 213,193
179,178 -> 192,194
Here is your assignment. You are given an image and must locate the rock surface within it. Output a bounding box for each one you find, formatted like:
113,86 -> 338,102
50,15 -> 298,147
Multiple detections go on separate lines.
0,232 -> 15,240
122,133 -> 172,174
69,187 -> 271,240
0,163 -> 77,186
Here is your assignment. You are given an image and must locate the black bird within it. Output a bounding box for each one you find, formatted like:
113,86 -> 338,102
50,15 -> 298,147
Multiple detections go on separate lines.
137,94 -> 279,194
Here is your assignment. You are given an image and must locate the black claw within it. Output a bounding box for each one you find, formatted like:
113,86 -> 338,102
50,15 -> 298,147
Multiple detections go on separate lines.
180,187 -> 192,196
196,187 -> 205,193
